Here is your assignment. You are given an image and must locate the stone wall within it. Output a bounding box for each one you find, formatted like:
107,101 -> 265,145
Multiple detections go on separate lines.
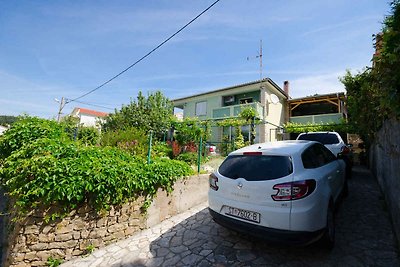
0,186 -> 8,265
369,117 -> 400,246
2,174 -> 209,267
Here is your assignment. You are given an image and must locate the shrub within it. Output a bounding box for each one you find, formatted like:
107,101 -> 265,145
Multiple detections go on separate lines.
0,137 -> 193,218
100,127 -> 148,157
77,127 -> 100,146
176,152 -> 198,165
151,141 -> 172,158
0,116 -> 68,159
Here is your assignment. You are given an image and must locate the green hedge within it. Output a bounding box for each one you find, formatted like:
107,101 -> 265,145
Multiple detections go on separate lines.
0,117 -> 193,219
0,117 -> 68,159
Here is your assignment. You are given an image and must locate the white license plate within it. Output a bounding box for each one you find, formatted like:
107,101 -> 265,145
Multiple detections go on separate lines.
225,206 -> 260,223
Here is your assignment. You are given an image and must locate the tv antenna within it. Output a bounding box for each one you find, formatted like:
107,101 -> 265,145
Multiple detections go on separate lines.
247,39 -> 263,81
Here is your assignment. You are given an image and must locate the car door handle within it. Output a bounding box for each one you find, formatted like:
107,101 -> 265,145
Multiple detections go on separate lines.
336,170 -> 340,173
328,176 -> 333,180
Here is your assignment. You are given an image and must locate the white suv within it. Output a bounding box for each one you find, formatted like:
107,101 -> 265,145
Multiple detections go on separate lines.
208,141 -> 346,248
296,132 -> 352,178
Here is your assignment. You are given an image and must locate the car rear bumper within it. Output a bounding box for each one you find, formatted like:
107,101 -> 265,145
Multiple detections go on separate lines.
209,208 -> 324,246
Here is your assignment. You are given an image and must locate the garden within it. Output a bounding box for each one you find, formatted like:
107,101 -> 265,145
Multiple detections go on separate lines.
0,91 -> 213,221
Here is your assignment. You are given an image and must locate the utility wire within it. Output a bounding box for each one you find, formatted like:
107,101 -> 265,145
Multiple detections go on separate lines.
72,99 -> 115,111
69,0 -> 221,103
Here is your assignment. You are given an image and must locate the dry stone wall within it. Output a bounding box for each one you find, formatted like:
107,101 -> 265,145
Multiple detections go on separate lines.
0,186 -> 8,264
2,174 -> 209,267
369,117 -> 400,247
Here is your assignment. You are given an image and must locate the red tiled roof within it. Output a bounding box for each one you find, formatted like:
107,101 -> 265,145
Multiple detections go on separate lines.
75,107 -> 108,117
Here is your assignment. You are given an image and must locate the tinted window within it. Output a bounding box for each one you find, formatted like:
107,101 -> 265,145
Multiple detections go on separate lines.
318,144 -> 337,162
302,144 -> 337,169
302,147 -> 319,169
218,155 -> 293,181
297,133 -> 339,144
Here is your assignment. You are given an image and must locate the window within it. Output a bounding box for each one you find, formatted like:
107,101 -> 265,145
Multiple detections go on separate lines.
218,155 -> 293,181
195,101 -> 207,116
239,98 -> 253,104
297,133 -> 340,144
302,144 -> 336,169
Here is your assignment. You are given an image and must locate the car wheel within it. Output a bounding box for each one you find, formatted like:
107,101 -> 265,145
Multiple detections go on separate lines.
320,204 -> 335,249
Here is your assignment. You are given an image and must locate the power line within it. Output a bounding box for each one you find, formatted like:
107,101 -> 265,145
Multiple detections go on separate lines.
69,0 -> 222,103
71,99 -> 115,111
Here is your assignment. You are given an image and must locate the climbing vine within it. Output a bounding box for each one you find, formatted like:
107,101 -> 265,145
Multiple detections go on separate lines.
284,121 -> 351,134
340,1 -> 400,145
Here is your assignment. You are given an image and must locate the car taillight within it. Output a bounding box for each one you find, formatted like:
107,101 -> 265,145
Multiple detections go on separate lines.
209,173 -> 219,191
271,179 -> 316,201
341,146 -> 350,155
209,147 -> 215,152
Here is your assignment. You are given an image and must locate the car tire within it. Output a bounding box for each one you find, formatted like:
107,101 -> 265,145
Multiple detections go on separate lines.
320,203 -> 335,249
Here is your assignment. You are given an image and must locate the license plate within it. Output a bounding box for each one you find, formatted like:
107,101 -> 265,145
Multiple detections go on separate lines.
225,206 -> 260,223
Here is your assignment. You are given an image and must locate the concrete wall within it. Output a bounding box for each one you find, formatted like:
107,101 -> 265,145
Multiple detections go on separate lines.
369,117 -> 400,246
2,174 -> 209,267
260,84 -> 286,142
183,95 -> 221,120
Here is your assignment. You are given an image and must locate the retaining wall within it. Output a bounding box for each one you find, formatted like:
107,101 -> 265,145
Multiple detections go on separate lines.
2,174 -> 209,267
369,117 -> 400,246
0,187 -> 8,265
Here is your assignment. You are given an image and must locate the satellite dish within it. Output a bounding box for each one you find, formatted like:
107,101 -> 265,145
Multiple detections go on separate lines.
270,94 -> 280,104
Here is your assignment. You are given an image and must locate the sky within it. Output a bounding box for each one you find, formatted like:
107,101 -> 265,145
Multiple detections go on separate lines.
0,0 -> 391,119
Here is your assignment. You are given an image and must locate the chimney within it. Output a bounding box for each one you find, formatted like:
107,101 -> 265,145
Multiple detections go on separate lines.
283,81 -> 289,97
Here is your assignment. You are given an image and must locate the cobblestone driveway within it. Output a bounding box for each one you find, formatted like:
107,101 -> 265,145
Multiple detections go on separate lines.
62,166 -> 400,267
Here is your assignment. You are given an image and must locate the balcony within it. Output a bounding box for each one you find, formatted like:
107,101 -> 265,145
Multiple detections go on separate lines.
289,113 -> 343,124
212,102 -> 264,119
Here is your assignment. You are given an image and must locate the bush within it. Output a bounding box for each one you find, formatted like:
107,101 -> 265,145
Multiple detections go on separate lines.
0,116 -> 68,159
176,152 -> 198,165
100,127 -> 148,157
151,141 -> 172,158
77,127 -> 100,146
0,137 -> 193,218
0,117 -> 195,219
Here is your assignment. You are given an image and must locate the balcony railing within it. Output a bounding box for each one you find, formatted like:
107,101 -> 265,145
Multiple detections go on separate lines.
212,102 -> 264,119
289,113 -> 343,124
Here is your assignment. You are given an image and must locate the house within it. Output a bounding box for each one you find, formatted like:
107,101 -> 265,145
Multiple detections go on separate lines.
173,78 -> 288,143
70,107 -> 108,128
0,125 -> 8,135
288,92 -> 346,123
287,92 -> 347,139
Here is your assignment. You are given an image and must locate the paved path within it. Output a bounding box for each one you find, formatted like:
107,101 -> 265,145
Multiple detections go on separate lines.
62,166 -> 400,267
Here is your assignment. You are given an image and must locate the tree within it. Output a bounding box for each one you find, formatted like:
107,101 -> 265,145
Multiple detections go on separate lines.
102,91 -> 174,136
340,1 -> 400,145
373,0 -> 400,117
0,115 -> 18,126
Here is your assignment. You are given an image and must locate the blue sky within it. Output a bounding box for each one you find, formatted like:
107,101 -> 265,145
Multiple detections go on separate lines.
0,0 -> 390,119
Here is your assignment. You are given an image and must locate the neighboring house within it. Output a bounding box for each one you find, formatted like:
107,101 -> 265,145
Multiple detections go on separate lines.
71,107 -> 108,128
173,78 -> 288,143
288,92 -> 346,124
287,92 -> 347,139
0,125 -> 9,135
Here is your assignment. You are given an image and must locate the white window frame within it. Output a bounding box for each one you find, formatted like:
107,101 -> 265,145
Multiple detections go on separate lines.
195,101 -> 207,116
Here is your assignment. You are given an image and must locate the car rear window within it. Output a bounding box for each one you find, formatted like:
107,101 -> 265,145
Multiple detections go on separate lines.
297,133 -> 339,145
218,155 -> 293,181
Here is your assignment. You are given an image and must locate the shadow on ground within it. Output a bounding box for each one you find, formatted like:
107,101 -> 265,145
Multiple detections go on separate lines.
102,166 -> 400,266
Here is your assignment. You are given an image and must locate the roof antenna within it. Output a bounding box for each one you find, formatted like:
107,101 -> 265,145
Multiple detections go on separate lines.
247,39 -> 263,82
